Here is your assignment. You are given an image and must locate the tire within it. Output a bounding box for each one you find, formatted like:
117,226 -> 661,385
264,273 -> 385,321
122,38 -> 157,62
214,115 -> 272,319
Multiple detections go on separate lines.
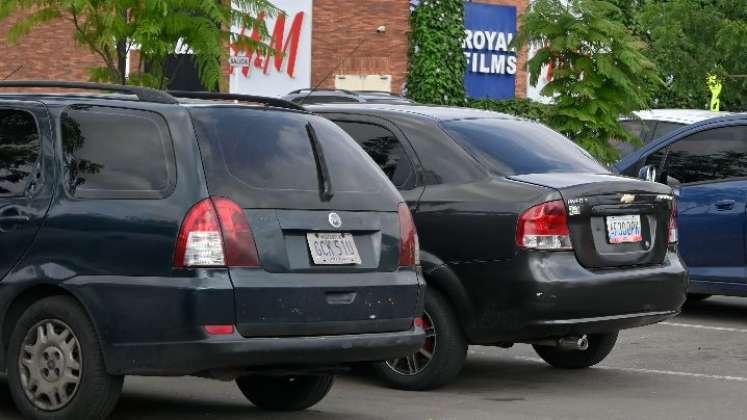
372,288 -> 467,391
7,295 -> 123,420
533,332 -> 619,369
687,293 -> 711,302
236,374 -> 334,411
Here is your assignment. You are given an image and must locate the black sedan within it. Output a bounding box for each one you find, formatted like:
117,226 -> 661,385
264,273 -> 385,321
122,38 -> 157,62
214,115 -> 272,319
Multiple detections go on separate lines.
311,104 -> 688,390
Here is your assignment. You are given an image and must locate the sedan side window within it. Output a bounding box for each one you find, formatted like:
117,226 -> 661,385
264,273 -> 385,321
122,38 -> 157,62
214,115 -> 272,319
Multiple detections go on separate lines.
646,125 -> 747,184
0,109 -> 40,197
334,121 -> 415,188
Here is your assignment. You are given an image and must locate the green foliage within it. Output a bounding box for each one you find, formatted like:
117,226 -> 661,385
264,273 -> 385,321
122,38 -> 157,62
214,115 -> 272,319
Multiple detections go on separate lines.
514,0 -> 658,163
0,0 -> 278,89
407,0 -> 467,105
639,0 -> 747,111
468,98 -> 552,124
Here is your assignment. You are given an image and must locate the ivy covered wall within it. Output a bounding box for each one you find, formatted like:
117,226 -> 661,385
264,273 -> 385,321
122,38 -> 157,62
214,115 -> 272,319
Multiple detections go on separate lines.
407,0 -> 468,105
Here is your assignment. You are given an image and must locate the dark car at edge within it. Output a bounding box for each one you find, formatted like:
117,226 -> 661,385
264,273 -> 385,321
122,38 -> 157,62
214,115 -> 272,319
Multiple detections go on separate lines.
311,103 -> 688,390
0,82 -> 424,420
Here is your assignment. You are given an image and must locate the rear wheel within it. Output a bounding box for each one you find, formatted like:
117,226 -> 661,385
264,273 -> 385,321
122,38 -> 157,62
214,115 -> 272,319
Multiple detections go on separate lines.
373,288 -> 467,390
533,332 -> 619,369
236,374 -> 334,411
7,296 -> 123,420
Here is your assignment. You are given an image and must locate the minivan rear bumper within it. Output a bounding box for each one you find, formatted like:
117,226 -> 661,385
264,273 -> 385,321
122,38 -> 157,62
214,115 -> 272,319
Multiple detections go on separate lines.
68,268 -> 424,376
466,247 -> 688,343
105,327 -> 424,376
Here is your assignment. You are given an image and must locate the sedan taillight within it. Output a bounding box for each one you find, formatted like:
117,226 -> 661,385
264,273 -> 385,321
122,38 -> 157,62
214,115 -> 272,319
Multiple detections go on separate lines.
669,199 -> 678,244
516,200 -> 573,250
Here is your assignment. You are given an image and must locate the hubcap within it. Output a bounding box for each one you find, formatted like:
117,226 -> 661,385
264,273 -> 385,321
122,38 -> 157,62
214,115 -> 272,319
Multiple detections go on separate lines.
386,311 -> 436,376
18,319 -> 82,411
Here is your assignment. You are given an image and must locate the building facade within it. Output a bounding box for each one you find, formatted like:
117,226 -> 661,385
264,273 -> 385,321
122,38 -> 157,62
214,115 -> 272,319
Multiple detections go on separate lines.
0,0 -> 530,98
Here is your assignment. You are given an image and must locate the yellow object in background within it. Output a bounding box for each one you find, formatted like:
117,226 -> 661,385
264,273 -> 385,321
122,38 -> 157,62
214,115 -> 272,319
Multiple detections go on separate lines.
706,74 -> 722,112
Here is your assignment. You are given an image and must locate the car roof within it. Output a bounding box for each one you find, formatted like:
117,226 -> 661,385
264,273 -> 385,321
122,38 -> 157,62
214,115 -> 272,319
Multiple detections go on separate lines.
306,103 -> 521,122
631,109 -> 733,125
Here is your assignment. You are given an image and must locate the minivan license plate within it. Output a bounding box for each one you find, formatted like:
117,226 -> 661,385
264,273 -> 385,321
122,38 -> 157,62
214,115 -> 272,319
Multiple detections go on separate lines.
307,232 -> 362,265
606,215 -> 643,244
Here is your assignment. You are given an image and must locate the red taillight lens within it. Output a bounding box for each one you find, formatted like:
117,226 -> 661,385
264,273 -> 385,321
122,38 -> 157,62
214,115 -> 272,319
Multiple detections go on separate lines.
174,197 -> 260,268
204,325 -> 235,336
668,199 -> 678,244
212,197 -> 261,267
398,203 -> 420,267
516,200 -> 573,250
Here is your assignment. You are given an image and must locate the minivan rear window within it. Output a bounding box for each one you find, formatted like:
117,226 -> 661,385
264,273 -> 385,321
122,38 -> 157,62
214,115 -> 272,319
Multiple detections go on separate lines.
189,107 -> 392,208
441,119 -> 609,176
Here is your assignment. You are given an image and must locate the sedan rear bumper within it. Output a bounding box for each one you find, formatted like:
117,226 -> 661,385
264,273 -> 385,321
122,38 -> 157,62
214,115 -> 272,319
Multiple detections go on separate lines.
465,248 -> 687,343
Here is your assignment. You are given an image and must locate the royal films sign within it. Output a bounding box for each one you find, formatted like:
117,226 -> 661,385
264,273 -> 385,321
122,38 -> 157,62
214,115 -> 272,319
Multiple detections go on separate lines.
229,0 -> 312,96
463,2 -> 517,99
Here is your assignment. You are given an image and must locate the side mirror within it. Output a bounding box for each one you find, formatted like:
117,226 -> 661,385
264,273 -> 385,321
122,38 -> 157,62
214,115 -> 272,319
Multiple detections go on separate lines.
638,164 -> 659,183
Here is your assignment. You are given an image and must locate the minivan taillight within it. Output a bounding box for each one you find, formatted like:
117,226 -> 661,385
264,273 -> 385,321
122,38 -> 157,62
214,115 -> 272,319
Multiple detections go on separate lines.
516,200 -> 573,250
668,199 -> 678,244
398,203 -> 420,267
174,197 -> 260,268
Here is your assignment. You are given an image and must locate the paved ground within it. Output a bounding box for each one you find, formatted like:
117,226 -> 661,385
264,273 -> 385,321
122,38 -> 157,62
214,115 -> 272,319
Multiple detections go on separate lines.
1,296 -> 746,419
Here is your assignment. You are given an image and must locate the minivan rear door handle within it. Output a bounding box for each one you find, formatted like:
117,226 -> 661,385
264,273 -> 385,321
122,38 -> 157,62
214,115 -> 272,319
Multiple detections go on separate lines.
714,200 -> 736,211
0,215 -> 30,224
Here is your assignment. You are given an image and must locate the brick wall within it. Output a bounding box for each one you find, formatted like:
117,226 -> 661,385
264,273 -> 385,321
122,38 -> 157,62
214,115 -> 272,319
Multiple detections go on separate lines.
472,0 -> 530,97
311,0 -> 411,94
0,12 -> 103,82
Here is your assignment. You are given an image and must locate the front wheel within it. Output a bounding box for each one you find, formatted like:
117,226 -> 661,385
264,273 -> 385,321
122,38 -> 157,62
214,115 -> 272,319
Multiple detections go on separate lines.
236,374 -> 334,411
533,332 -> 619,369
7,296 -> 123,420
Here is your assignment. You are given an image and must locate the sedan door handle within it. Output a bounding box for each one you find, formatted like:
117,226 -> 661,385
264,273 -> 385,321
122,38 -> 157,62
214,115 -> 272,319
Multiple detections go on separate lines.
715,200 -> 736,211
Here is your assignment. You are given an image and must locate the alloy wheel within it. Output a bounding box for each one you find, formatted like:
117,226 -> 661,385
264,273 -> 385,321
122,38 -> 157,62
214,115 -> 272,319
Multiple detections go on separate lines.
385,311 -> 437,375
18,319 -> 82,411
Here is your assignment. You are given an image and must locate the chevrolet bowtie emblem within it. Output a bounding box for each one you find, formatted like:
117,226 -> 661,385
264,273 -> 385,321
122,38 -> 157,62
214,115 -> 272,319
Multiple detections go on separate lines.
620,194 -> 636,204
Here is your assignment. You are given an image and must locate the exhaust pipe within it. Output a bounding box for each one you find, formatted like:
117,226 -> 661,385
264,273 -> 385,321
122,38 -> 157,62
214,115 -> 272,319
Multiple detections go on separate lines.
528,335 -> 589,351
557,335 -> 589,351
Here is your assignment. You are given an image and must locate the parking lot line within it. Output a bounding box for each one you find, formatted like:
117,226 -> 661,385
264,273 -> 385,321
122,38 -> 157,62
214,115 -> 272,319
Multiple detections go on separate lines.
660,321 -> 747,334
509,355 -> 747,383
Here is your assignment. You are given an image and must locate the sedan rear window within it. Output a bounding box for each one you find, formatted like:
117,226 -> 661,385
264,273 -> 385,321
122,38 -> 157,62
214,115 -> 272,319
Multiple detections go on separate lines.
441,119 -> 608,176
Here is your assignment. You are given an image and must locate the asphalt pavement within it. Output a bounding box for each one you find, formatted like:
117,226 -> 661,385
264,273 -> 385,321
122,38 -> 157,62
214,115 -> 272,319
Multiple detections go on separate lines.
1,296 -> 745,419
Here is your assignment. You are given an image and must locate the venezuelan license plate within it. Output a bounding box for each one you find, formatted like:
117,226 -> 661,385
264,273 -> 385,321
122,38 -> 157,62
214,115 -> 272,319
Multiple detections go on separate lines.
306,232 -> 362,265
606,215 -> 643,244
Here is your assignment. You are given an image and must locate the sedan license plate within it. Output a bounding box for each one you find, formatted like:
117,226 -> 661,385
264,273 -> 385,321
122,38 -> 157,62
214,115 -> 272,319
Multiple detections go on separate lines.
307,232 -> 362,265
606,215 -> 643,244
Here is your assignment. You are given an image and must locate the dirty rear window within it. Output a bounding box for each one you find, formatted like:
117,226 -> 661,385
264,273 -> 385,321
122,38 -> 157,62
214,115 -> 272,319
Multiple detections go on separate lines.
189,107 -> 390,207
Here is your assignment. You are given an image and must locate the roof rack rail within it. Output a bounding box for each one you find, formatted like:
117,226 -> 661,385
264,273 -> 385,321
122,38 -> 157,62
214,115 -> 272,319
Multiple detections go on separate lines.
169,91 -> 306,111
0,80 -> 177,104
288,88 -> 358,96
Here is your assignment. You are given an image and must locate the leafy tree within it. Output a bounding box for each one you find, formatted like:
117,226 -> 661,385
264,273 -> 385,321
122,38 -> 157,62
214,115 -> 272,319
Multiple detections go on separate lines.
515,0 -> 661,162
638,0 -> 747,110
0,0 -> 278,89
407,0 -> 467,105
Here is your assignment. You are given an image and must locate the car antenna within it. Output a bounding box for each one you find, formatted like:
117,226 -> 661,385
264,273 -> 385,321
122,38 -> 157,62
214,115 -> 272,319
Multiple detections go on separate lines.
298,25 -> 387,105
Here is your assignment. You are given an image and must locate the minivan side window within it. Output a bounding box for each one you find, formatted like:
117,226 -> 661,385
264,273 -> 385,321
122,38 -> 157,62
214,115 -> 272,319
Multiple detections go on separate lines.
0,109 -> 40,197
61,106 -> 176,199
334,121 -> 415,188
646,125 -> 747,184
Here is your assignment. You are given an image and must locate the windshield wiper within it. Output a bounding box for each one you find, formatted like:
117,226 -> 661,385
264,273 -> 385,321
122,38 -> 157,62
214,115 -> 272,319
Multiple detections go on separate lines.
306,122 -> 334,201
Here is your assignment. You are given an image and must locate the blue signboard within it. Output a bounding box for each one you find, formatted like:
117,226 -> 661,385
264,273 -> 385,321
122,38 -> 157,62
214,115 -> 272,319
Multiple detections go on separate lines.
463,2 -> 517,99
